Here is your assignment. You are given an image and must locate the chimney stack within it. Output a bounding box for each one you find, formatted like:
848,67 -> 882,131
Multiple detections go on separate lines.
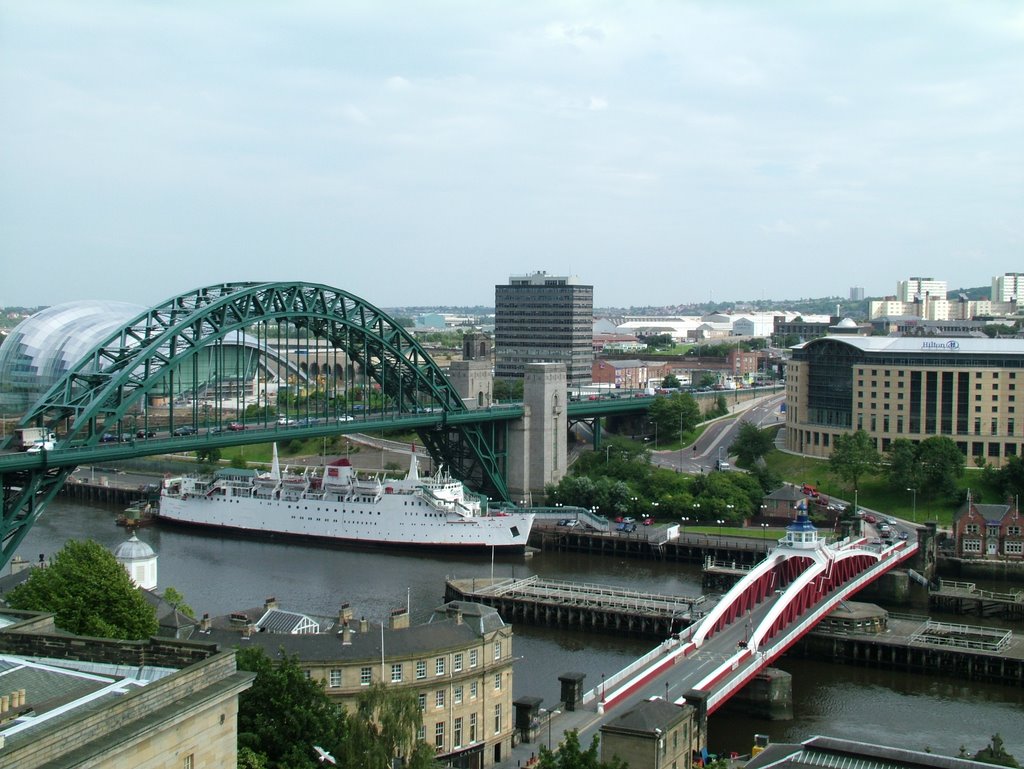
200,613 -> 211,633
359,616 -> 369,633
389,607 -> 410,630
264,596 -> 278,611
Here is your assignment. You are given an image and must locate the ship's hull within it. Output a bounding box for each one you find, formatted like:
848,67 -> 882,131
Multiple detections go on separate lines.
157,494 -> 534,552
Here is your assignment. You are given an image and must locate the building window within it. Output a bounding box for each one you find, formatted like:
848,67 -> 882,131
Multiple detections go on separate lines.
469,649 -> 478,668
454,652 -> 463,672
417,725 -> 426,742
418,693 -> 426,711
1008,526 -> 1021,537
454,716 -> 463,747
470,713 -> 478,742
494,672 -> 502,691
1006,541 -> 1023,555
436,689 -> 446,708
494,703 -> 502,734
454,685 -> 463,704
965,523 -> 979,535
470,681 -> 478,699
392,663 -> 403,683
184,756 -> 194,769
963,539 -> 982,553
435,721 -> 445,749
360,667 -> 372,686
329,669 -> 342,688
494,641 -> 502,660
436,657 -> 446,676
416,660 -> 426,679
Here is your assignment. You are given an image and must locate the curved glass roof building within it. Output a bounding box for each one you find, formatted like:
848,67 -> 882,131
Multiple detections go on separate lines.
0,300 -> 147,413
0,300 -> 299,417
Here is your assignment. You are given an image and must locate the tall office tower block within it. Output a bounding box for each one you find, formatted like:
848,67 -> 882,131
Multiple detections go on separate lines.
992,273 -> 1024,302
897,277 -> 947,302
494,271 -> 593,386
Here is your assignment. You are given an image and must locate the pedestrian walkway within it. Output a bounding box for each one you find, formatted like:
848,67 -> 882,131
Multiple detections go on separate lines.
496,706 -> 604,769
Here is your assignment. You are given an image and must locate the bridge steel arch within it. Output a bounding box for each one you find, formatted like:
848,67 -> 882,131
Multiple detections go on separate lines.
1,282 -> 511,568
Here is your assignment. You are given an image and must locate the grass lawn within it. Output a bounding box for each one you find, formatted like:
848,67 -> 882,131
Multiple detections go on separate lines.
760,443 -> 1001,528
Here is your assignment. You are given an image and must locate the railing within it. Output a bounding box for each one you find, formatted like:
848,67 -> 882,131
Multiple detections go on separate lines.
936,579 -> 1024,603
908,620 -> 1013,652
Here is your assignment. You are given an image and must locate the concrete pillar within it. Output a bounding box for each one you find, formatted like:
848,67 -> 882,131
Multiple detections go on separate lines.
448,360 -> 492,408
507,363 -> 568,500
726,668 -> 793,720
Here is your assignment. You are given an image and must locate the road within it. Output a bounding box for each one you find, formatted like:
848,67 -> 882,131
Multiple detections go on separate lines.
650,393 -> 785,475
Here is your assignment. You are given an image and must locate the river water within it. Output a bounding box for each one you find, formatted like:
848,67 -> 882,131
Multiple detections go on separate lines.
14,499 -> 1024,760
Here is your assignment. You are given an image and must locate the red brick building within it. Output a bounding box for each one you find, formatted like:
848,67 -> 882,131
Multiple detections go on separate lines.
952,497 -> 1024,559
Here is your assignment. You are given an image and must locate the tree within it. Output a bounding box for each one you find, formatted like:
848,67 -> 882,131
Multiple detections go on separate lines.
916,436 -> 965,498
828,430 -> 880,490
994,454 -> 1024,501
236,646 -> 349,769
195,447 -> 221,466
661,372 -> 681,389
885,439 -> 921,491
161,586 -> 195,618
7,539 -> 158,639
536,731 -> 627,769
493,378 -> 524,401
730,422 -> 774,467
350,685 -> 439,769
649,392 -> 702,443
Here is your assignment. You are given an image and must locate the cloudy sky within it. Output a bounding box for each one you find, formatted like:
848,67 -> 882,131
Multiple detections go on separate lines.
1,1 -> 1021,310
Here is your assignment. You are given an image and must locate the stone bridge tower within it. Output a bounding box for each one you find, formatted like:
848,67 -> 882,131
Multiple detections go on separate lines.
506,363 -> 567,502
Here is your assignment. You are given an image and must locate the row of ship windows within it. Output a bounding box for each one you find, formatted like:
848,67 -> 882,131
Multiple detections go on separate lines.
213,498 -> 451,518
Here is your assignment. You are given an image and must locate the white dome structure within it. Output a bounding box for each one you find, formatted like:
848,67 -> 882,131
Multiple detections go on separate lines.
113,534 -> 158,591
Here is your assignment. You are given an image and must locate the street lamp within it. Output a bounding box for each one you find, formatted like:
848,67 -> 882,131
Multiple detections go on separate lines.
760,522 -> 769,543
630,496 -> 638,514
541,708 -> 561,750
680,516 -> 689,537
716,518 -> 725,539
906,487 -> 917,523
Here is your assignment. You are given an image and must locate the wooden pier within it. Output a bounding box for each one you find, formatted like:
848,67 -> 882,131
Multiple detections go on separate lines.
794,606 -> 1024,687
529,526 -> 770,566
928,579 -> 1024,620
444,576 -> 707,638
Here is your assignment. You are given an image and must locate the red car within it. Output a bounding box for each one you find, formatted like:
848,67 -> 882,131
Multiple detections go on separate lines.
863,514 -> 877,524
227,422 -> 246,431
642,517 -> 654,526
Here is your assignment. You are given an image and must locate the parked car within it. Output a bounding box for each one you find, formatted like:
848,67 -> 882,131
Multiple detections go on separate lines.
622,517 -> 636,525
616,522 -> 637,533
559,519 -> 581,528
642,517 -> 654,526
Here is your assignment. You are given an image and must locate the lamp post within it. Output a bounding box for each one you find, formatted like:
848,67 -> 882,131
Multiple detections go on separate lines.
760,522 -> 769,543
604,445 -> 613,464
906,487 -> 917,523
854,488 -> 859,517
716,518 -> 725,539
680,516 -> 689,537
630,496 -> 638,515
541,708 -> 561,750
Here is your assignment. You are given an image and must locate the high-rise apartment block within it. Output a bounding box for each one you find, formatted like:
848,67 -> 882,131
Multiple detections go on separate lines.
992,273 -> 1024,302
494,271 -> 593,385
897,277 -> 947,302
849,286 -> 865,301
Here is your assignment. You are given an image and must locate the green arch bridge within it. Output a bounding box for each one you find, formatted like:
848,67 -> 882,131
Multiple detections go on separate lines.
0,282 -> 662,573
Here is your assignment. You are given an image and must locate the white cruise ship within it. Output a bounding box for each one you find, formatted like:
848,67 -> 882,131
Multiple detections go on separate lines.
159,446 -> 534,551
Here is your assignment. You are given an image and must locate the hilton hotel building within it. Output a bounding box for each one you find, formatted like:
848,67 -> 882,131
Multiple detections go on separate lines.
786,336 -> 1024,468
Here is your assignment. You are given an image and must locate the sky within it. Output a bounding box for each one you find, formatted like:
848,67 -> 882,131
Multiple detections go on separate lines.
1,1 -> 1022,310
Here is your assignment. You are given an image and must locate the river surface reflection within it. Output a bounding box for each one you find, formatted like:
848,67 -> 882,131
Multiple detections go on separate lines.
15,500 -> 1024,759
